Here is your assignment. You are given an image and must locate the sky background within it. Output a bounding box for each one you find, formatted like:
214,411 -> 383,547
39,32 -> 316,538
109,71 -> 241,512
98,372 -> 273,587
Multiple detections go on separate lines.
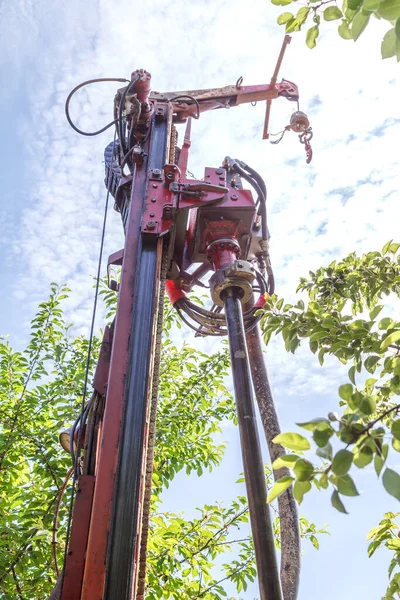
1,0 -> 400,598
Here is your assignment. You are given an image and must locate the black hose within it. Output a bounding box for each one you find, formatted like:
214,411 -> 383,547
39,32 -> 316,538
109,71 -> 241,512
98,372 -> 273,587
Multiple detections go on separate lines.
65,77 -> 129,136
238,160 -> 267,200
223,287 -> 283,600
231,162 -> 268,244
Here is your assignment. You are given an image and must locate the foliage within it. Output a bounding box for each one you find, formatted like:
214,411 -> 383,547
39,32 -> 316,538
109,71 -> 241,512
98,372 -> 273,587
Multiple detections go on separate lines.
0,283 -> 322,599
260,241 -> 400,596
271,0 -> 400,60
367,512 -> 400,599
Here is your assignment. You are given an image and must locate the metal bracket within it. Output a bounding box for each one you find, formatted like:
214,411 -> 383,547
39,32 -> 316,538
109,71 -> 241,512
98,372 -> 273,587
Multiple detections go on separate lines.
107,249 -> 124,291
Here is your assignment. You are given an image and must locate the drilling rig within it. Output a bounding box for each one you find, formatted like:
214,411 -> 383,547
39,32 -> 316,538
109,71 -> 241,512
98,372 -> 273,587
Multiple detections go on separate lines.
55,35 -> 313,600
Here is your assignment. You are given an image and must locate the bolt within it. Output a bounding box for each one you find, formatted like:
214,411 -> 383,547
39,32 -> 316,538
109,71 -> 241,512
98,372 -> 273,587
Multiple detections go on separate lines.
151,197 -> 156,203
152,183 -> 158,188
152,169 -> 161,176
147,220 -> 156,230
149,212 -> 155,217
215,168 -> 224,175
231,194 -> 238,201
219,175 -> 225,181
166,172 -> 173,179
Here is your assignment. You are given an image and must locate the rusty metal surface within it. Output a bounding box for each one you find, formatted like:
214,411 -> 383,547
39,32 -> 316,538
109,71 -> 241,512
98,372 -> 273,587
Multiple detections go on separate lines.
61,476 -> 95,600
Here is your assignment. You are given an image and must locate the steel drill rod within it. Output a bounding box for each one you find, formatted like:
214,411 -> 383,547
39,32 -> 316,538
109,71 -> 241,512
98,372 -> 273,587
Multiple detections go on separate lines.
223,288 -> 283,600
246,324 -> 300,600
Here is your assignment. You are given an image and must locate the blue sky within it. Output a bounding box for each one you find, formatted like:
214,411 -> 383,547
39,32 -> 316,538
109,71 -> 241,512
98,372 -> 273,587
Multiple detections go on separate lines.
1,0 -> 400,598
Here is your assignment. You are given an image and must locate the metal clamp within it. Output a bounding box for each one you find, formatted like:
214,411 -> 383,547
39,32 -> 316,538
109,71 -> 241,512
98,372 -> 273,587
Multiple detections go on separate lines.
210,260 -> 256,307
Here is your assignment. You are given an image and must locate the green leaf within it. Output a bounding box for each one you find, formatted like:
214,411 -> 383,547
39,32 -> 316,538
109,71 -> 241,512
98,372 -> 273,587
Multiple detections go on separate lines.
297,6 -> 310,22
379,317 -> 394,330
331,490 -> 348,514
324,6 -> 343,19
309,330 -> 327,342
364,356 -> 381,373
359,395 -> 376,415
293,480 -> 311,504
296,417 -> 329,431
313,422 -> 334,448
382,239 -> 393,254
272,454 -> 299,469
294,458 -> 314,481
316,442 -> 333,461
349,391 -> 362,410
363,0 -> 381,10
392,437 -> 400,452
319,474 -> 329,489
365,377 -> 377,393
354,446 -> 373,468
369,305 -> 384,320
348,0 -> 363,9
332,449 -> 354,476
382,468 -> 400,501
306,25 -> 320,48
351,11 -> 370,39
392,419 -> 400,441
378,0 -> 400,20
277,11 -> 294,23
272,432 -> 311,451
333,474 -> 360,496
348,366 -> 356,385
374,454 -> 385,476
381,330 -> 400,350
267,476 -> 294,503
271,0 -> 293,5
339,384 -> 353,401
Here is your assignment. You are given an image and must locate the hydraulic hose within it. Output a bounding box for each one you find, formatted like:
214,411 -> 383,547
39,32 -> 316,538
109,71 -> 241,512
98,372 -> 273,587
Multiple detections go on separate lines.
65,77 -> 129,137
245,312 -> 300,600
223,287 -> 283,600
232,162 -> 268,244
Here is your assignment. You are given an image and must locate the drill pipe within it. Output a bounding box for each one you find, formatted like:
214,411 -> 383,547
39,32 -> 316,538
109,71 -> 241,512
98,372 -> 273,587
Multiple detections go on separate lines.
223,287 -> 282,600
246,323 -> 300,600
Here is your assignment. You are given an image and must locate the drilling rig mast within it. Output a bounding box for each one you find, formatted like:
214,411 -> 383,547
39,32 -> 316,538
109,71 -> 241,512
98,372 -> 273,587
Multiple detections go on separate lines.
56,35 -> 312,600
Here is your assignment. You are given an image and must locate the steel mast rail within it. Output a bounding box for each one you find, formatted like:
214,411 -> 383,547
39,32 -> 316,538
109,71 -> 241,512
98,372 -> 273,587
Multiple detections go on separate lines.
55,35 -> 311,600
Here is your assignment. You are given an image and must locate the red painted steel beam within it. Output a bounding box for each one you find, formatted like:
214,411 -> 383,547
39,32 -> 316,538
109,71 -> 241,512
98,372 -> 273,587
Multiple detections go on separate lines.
62,476 -> 95,600
81,162 -> 151,600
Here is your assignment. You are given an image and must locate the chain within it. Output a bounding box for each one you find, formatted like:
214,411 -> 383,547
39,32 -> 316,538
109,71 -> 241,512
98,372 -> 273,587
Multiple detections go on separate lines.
169,125 -> 178,164
299,127 -> 313,164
